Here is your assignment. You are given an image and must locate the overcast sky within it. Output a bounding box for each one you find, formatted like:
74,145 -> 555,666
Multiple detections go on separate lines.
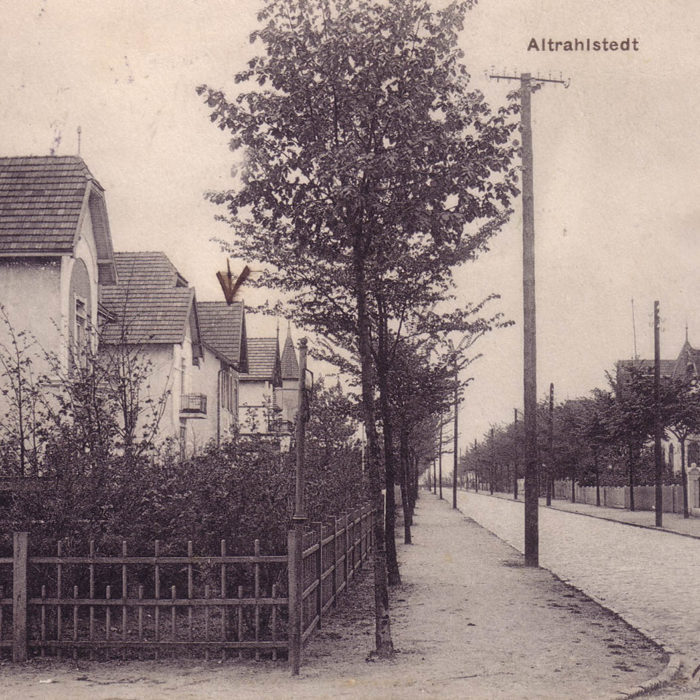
2,0 -> 699,454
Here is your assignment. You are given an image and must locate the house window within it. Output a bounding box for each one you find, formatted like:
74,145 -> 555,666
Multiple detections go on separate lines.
688,441 -> 700,468
180,357 -> 187,396
221,371 -> 230,411
669,443 -> 675,470
74,296 -> 87,367
220,370 -> 237,413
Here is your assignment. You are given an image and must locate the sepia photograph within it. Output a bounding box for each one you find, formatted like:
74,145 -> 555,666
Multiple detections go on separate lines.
0,0 -> 698,697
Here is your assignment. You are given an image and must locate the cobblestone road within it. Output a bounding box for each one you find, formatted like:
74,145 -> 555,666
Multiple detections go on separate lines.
455,491 -> 700,674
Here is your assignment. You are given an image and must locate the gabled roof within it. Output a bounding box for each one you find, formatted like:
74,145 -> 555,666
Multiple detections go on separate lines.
242,337 -> 281,384
99,252 -> 199,347
103,251 -> 188,288
196,301 -> 247,370
670,340 -> 700,380
0,155 -> 116,283
280,326 -> 299,380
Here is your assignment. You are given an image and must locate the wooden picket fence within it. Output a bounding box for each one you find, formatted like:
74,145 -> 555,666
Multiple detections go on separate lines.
291,508 -> 373,650
0,505 -> 374,665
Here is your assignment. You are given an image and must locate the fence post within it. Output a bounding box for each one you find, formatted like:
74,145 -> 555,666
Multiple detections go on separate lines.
331,519 -> 338,609
343,513 -> 349,594
357,509 -> 363,569
287,528 -> 302,675
13,532 -> 29,663
313,522 -> 323,630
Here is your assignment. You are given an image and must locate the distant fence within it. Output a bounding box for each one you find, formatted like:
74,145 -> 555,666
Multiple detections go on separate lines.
0,506 -> 374,663
553,480 -> 685,513
475,480 -> 688,514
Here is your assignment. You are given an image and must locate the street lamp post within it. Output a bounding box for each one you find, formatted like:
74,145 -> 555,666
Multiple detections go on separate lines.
289,338 -> 308,675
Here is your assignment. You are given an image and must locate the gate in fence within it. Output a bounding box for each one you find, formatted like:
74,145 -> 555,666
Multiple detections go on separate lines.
0,505 -> 373,665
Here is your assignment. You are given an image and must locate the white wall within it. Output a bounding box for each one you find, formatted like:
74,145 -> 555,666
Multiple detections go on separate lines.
187,346 -> 238,450
0,259 -> 62,366
239,379 -> 273,433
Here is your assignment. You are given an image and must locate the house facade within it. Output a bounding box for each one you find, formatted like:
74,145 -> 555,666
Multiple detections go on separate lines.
0,156 -> 117,375
238,328 -> 299,436
99,251 -> 205,453
0,154 -> 295,458
194,301 -> 248,446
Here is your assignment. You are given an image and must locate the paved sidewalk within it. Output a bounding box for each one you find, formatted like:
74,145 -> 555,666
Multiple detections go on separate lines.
455,490 -> 700,690
0,494 -> 668,699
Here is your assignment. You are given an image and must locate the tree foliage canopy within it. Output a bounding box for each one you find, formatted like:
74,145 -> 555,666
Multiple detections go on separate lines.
198,0 -> 519,342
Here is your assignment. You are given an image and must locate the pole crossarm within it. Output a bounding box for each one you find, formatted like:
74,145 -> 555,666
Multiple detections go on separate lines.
489,73 -> 570,88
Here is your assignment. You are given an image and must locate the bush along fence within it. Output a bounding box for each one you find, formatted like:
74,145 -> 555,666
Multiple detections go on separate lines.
0,505 -> 374,665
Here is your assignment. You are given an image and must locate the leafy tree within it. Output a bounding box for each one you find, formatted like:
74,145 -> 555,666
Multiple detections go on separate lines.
665,376 -> 700,518
388,336 -> 455,544
304,378 -> 369,518
0,305 -> 42,475
578,393 -> 611,506
198,0 -> 518,655
597,365 -> 677,509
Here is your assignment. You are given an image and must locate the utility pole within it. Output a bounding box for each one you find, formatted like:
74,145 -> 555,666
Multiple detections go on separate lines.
513,409 -> 519,500
489,427 -> 495,495
438,415 -> 444,500
521,71 -> 539,565
490,70 -> 567,567
453,357 -> 459,509
547,383 -> 554,506
654,300 -> 663,527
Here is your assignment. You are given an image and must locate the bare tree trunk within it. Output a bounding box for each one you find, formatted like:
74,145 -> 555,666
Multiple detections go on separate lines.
570,471 -> 575,504
399,425 -> 412,544
681,438 -> 689,519
628,444 -> 636,512
353,236 -> 394,658
376,306 -> 400,585
594,448 -> 600,506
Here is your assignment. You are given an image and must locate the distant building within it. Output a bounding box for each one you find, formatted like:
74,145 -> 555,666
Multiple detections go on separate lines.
617,334 -> 700,513
280,323 -> 301,428
195,300 -> 248,445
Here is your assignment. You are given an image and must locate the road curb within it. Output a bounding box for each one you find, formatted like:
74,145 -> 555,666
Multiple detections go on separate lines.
608,651 -> 681,699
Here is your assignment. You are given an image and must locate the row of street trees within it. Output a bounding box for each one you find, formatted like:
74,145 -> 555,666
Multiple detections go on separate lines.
462,365 -> 700,518
198,0 -> 521,656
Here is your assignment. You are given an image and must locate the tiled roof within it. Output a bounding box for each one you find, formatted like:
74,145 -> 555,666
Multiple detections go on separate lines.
242,337 -> 280,381
197,301 -> 245,367
105,251 -> 187,288
280,328 -> 299,380
99,252 -> 194,345
0,156 -> 95,254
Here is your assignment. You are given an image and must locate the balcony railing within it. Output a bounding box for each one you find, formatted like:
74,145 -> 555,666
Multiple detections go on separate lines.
180,393 -> 207,417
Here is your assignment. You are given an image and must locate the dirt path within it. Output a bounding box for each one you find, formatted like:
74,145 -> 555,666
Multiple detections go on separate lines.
1,495 -> 667,699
